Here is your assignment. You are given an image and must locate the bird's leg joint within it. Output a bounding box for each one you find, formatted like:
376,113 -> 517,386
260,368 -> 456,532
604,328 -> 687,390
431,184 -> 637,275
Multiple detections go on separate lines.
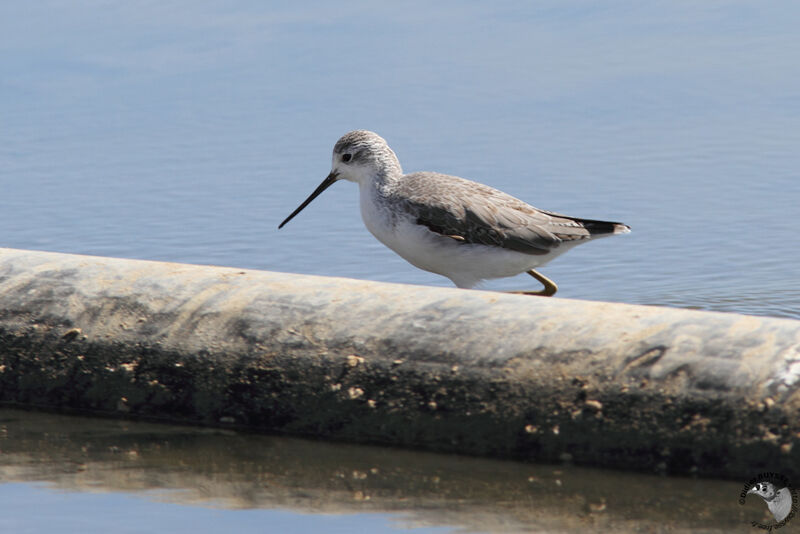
506,269 -> 558,297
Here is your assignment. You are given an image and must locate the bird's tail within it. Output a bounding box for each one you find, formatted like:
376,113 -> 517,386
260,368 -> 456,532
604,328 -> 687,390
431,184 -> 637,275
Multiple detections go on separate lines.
611,222 -> 631,234
574,218 -> 631,236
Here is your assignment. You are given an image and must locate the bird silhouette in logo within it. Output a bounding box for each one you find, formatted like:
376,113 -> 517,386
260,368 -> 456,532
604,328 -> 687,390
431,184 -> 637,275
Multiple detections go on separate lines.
748,481 -> 792,522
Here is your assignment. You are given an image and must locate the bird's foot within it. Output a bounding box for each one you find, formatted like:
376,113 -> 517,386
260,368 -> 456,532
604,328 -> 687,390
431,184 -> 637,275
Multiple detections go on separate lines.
505,269 -> 558,297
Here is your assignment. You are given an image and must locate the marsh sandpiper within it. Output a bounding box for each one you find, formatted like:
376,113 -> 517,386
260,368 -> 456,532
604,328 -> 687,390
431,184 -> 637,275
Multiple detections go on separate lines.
279,130 -> 630,296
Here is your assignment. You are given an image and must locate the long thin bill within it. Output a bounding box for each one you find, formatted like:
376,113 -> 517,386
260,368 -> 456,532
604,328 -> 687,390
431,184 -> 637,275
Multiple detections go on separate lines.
278,172 -> 339,229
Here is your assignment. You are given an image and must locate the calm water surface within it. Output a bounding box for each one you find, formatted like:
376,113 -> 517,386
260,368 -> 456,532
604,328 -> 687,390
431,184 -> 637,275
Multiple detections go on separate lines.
1,1 -> 799,532
0,409 -> 771,533
2,1 -> 799,318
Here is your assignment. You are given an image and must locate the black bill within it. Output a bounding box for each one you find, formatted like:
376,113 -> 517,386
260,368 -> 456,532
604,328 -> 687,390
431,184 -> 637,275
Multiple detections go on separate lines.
278,171 -> 339,229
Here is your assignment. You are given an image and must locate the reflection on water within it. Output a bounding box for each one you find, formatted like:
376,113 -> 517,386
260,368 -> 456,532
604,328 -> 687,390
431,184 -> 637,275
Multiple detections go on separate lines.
0,409 -> 774,533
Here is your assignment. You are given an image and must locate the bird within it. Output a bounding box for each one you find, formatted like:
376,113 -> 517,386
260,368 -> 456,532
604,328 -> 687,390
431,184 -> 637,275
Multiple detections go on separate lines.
278,130 -> 630,296
748,481 -> 793,522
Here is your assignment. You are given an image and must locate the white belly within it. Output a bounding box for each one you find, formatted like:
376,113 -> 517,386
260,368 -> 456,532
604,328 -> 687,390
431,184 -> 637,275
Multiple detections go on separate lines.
359,185 -> 560,288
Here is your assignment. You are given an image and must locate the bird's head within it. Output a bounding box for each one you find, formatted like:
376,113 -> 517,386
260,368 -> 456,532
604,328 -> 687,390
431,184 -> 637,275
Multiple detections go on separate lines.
279,130 -> 402,229
330,130 -> 402,185
748,482 -> 778,501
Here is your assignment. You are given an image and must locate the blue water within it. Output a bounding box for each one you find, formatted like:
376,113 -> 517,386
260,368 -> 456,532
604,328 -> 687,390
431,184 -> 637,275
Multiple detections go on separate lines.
0,484 -> 448,534
0,409 -> 758,533
1,2 -> 799,531
2,1 -> 799,318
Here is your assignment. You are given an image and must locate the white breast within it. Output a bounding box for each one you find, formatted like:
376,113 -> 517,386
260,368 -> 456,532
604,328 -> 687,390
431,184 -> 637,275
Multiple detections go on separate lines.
357,182 -> 551,288
359,183 -> 448,270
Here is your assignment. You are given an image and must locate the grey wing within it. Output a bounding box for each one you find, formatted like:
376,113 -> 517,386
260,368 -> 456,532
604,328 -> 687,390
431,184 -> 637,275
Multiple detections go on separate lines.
394,172 -> 626,255
396,175 -> 563,255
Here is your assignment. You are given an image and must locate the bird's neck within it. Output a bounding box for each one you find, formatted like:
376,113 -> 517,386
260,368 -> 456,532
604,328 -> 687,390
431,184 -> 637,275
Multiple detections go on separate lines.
363,166 -> 403,195
366,147 -> 403,185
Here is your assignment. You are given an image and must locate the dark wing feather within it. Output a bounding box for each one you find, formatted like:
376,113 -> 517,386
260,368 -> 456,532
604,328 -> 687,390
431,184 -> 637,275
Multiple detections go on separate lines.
407,200 -> 554,255
393,172 -> 628,256
393,173 -> 568,255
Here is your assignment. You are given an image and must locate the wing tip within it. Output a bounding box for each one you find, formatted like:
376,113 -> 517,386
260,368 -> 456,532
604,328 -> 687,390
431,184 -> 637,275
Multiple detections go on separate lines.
613,223 -> 631,234
581,220 -> 631,236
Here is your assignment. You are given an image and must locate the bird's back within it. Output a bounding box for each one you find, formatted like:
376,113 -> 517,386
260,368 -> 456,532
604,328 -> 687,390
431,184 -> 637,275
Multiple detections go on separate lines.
388,171 -> 629,255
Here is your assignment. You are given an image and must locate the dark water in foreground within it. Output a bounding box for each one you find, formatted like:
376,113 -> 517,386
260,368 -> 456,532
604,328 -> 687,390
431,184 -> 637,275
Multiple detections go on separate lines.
0,409 -> 774,533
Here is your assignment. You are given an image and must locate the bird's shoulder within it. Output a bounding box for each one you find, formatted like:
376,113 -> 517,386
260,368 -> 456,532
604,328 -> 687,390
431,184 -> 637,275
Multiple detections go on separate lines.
393,172 -> 596,236
387,171 -> 567,254
391,171 -> 543,220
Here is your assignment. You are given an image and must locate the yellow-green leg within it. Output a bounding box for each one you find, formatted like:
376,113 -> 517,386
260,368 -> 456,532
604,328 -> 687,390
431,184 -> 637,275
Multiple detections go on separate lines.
507,269 -> 558,297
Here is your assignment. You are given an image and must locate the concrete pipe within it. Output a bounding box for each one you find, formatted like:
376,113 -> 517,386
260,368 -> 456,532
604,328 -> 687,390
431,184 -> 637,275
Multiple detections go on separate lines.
0,247 -> 797,479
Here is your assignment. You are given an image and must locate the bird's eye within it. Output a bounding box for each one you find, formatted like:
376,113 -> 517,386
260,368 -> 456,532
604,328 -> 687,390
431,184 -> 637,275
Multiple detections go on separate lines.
342,153 -> 352,163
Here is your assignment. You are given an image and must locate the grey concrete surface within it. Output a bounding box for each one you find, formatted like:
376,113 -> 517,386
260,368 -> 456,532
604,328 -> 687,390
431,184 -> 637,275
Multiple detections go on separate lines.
0,247 -> 798,479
